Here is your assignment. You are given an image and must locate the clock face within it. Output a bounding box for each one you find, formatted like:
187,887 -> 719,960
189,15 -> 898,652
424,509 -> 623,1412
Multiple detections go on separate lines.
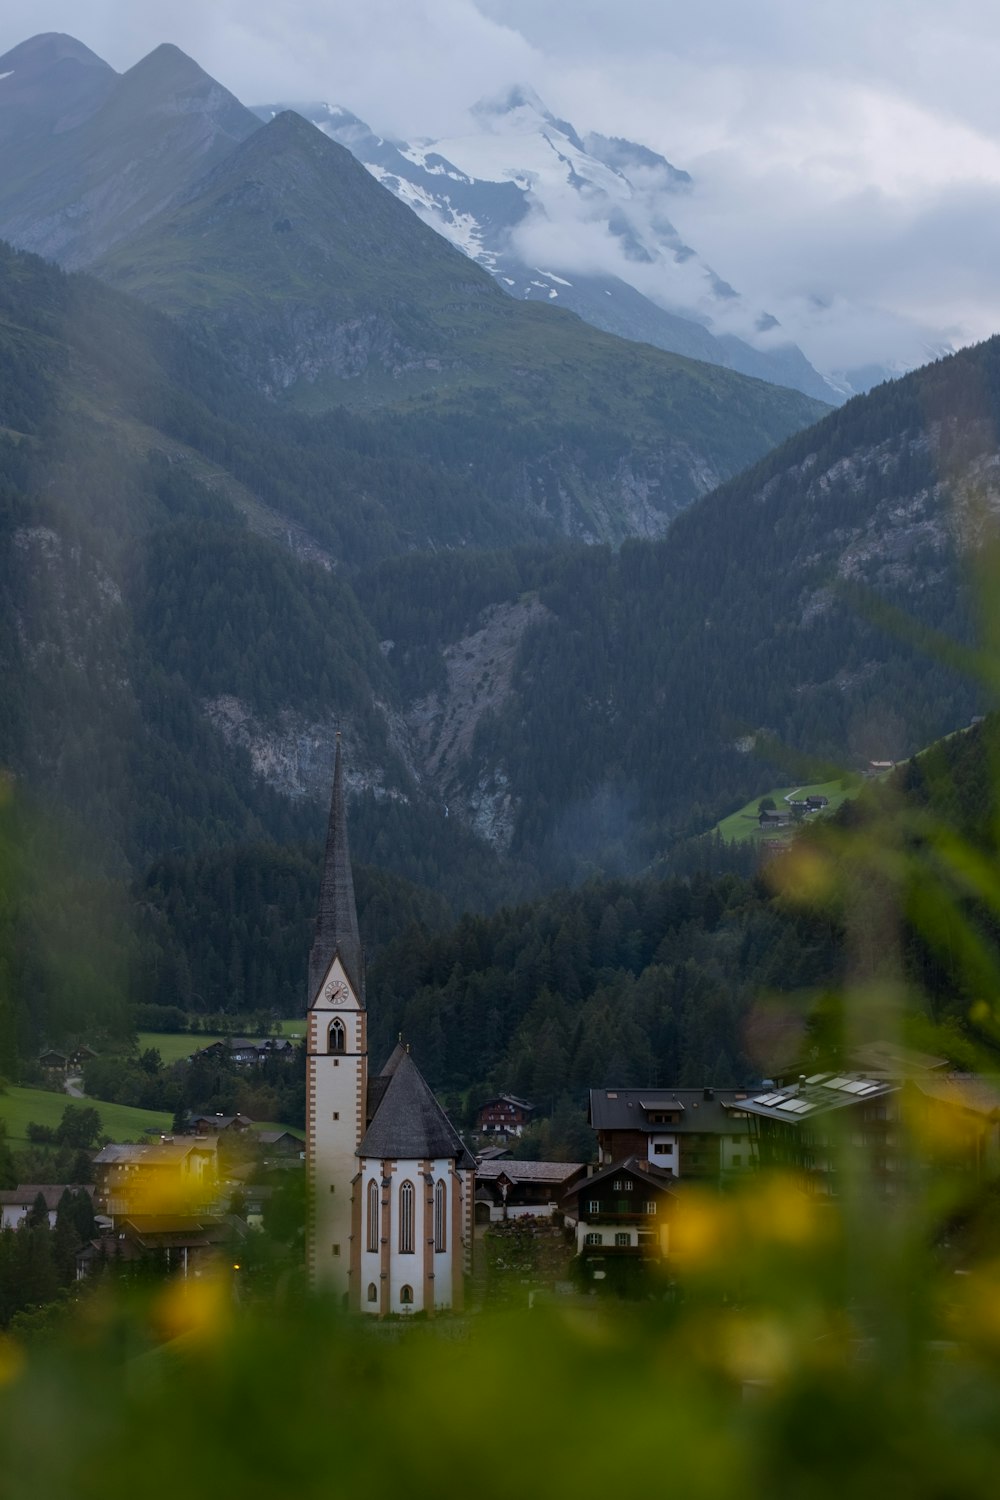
325,979 -> 350,1005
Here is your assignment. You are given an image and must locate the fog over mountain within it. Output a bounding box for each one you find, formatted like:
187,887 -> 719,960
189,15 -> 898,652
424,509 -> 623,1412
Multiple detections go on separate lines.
255,87 -> 840,399
3,0 -> 997,386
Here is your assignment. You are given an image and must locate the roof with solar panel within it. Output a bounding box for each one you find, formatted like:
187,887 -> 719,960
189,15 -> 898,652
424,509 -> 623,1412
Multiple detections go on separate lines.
739,1072 -> 898,1123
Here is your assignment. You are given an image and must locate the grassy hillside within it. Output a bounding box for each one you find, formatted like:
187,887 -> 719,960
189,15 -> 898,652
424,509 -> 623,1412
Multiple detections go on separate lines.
713,780 -> 855,844
0,1085 -> 171,1145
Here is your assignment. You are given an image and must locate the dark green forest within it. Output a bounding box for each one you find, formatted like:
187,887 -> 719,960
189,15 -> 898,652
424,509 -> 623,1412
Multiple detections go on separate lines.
2,234 -> 1000,1096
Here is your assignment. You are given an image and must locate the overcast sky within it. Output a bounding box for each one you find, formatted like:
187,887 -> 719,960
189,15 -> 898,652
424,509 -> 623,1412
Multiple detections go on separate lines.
3,0 -> 1000,374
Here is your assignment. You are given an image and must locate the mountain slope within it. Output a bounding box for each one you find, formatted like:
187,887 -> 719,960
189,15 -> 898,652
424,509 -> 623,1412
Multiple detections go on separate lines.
94,106 -> 828,540
362,339 -> 1000,872
263,90 -> 837,404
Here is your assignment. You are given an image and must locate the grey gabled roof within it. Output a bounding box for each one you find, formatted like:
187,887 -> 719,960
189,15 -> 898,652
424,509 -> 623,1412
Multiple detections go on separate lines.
308,735 -> 364,1007
358,1051 -> 471,1165
589,1087 -> 752,1136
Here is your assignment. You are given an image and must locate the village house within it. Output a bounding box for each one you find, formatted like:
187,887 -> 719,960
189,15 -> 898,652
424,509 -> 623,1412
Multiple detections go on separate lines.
758,808 -> 791,829
589,1086 -> 753,1182
188,1112 -> 254,1137
37,1044 -> 98,1075
93,1137 -> 219,1219
474,1094 -> 539,1138
560,1156 -> 679,1269
740,1073 -> 901,1191
0,1184 -> 95,1230
474,1159 -> 586,1223
76,1213 -> 237,1280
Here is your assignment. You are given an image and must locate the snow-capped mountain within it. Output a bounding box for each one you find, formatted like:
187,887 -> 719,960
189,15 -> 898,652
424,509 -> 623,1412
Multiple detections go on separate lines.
254,85 -> 839,404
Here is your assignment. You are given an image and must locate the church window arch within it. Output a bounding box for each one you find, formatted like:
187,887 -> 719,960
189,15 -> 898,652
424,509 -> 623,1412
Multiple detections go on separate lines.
434,1179 -> 447,1252
367,1179 -> 379,1253
399,1180 -> 415,1253
400,1284 -> 413,1305
328,1019 -> 346,1053
367,1282 -> 377,1303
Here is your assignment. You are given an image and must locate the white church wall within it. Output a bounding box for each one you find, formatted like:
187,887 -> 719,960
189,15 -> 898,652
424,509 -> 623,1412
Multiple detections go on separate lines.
357,1156 -> 460,1314
307,955 -> 366,1297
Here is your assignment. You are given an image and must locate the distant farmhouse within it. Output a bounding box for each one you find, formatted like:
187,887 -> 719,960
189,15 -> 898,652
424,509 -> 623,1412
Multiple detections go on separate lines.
474,1094 -> 539,1138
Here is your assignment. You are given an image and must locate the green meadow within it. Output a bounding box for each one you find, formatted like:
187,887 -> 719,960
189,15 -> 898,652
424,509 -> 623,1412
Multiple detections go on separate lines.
712,778 -> 855,844
0,1085 -> 172,1146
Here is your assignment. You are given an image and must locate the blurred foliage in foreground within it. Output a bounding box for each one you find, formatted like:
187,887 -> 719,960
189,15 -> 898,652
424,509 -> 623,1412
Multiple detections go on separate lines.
8,561 -> 1000,1494
7,710 -> 1000,1496
2,1164 -> 1000,1500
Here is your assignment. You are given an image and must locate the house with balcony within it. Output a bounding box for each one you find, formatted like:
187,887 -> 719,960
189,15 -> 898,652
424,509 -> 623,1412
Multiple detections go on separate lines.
560,1156 -> 679,1268
474,1094 -> 539,1138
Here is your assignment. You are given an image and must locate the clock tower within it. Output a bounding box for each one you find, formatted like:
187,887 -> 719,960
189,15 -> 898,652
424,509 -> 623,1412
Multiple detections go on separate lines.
306,733 -> 367,1295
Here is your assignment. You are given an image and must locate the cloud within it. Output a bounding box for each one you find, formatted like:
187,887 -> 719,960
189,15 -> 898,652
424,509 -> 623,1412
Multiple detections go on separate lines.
3,0 -> 1000,373
0,0 -> 539,137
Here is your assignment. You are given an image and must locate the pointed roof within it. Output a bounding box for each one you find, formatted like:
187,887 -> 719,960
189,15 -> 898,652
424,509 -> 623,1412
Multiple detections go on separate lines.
365,1042 -> 408,1124
308,735 -> 364,1006
358,1052 -> 472,1165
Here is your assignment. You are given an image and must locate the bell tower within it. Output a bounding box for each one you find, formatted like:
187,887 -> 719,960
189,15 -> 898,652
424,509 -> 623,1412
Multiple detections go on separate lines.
306,733 -> 367,1294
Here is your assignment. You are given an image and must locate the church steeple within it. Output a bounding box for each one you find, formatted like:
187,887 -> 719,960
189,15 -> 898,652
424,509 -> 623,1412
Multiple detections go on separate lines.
308,733 -> 364,1006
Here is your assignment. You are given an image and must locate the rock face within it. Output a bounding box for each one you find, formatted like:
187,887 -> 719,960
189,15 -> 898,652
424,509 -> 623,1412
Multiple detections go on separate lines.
202,597 -> 549,851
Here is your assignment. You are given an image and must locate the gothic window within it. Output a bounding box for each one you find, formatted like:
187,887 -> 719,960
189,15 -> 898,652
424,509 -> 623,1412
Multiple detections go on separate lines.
400,1285 -> 413,1305
367,1179 -> 379,1253
434,1179 -> 446,1252
399,1180 -> 415,1253
328,1019 -> 346,1053
367,1282 -> 377,1303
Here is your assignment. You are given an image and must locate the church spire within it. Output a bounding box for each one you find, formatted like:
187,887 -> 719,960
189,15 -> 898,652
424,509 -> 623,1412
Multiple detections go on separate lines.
308,733 -> 364,1006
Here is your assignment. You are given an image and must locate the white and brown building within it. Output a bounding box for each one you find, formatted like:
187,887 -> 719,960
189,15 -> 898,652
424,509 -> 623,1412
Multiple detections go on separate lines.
561,1156 -> 679,1264
589,1086 -> 753,1182
306,736 -> 474,1316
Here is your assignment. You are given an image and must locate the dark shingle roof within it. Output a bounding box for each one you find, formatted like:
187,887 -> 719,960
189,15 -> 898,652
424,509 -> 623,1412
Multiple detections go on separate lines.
589,1087 -> 751,1135
476,1160 -> 583,1185
308,735 -> 364,1006
366,1042 -> 410,1124
358,1051 -> 471,1164
560,1155 -> 679,1203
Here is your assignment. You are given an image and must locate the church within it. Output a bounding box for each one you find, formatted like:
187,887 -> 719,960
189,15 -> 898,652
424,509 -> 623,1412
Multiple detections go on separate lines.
305,736 -> 475,1314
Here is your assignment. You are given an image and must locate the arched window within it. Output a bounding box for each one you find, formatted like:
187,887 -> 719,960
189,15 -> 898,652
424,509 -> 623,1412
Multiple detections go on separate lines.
400,1284 -> 413,1305
366,1178 -> 379,1253
434,1179 -> 446,1252
328,1019 -> 346,1053
367,1282 -> 378,1303
399,1180 -> 415,1254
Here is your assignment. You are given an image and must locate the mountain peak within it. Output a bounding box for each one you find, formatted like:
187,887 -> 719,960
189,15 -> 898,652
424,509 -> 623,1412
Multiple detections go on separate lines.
121,41 -> 221,93
0,32 -> 111,74
470,83 -> 586,151
472,82 -> 550,120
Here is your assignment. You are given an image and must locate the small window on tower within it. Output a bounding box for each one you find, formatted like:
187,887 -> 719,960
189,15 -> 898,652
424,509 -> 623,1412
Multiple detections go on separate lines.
329,1019 -> 346,1053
